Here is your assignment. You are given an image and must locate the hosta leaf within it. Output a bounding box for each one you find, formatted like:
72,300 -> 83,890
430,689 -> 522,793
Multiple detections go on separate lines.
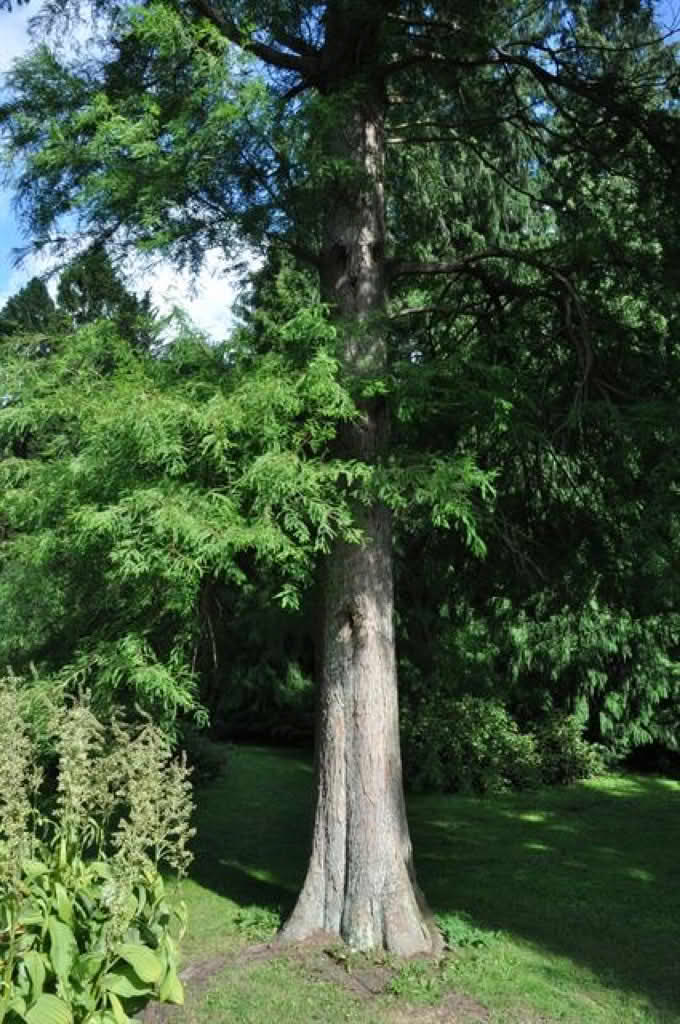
22,859 -> 49,878
17,931 -> 38,953
54,883 -> 74,926
25,993 -> 73,1024
115,943 -> 163,984
48,916 -> 78,981
134,886 -> 147,917
73,951 -> 107,983
24,950 -> 47,998
14,964 -> 32,998
9,994 -> 27,1018
100,965 -> 153,999
159,968 -> 184,1005
19,904 -> 45,927
107,991 -> 130,1024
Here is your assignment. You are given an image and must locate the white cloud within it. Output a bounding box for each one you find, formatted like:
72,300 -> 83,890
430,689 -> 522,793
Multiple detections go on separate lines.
133,250 -> 242,341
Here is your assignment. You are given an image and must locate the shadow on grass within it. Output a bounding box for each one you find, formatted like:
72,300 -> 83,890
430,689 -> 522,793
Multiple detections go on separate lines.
189,746 -> 312,918
410,773 -> 680,1019
188,745 -> 680,1020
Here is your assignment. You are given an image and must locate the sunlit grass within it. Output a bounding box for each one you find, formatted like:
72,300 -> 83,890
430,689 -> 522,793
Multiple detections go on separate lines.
177,746 -> 680,1023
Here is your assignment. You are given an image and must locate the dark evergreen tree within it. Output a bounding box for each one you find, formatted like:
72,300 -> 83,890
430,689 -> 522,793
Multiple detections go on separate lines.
0,277 -> 57,339
57,244 -> 155,348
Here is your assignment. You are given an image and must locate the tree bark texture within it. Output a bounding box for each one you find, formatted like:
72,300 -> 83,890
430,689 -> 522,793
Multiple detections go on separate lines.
280,63 -> 439,954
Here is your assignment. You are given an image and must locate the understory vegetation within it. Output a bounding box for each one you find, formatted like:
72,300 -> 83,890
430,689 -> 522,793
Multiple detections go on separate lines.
0,682 -> 194,1024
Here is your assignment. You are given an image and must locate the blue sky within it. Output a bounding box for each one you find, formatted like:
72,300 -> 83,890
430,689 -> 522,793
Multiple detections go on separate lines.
1,0 -> 678,324
0,1 -> 35,306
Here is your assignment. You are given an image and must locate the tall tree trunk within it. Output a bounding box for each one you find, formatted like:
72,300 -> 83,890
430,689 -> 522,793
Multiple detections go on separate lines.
280,71 -> 439,955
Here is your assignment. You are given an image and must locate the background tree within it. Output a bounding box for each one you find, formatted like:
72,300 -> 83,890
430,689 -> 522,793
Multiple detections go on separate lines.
0,276 -> 58,339
1,0 -> 679,953
57,243 -> 155,348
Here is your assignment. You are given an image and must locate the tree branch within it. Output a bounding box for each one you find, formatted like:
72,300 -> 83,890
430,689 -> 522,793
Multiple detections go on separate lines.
271,28 -> 320,58
266,233 -> 321,269
390,252 -> 510,279
386,13 -> 460,31
391,247 -> 578,281
492,47 -> 680,173
382,50 -> 491,78
186,0 -> 317,75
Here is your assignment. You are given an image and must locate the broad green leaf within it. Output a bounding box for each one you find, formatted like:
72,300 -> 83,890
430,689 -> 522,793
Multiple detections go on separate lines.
48,916 -> 78,981
25,994 -> 73,1024
9,994 -> 27,1017
100,966 -> 153,999
107,991 -> 129,1024
115,943 -> 162,984
24,950 -> 47,998
18,904 -> 45,928
54,883 -> 73,926
159,968 -> 184,1005
14,963 -> 32,998
72,951 -> 107,983
22,860 -> 49,878
134,885 -> 147,917
17,931 -> 38,953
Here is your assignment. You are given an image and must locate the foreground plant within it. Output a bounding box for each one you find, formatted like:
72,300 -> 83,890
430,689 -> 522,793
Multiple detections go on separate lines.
0,683 -> 194,1024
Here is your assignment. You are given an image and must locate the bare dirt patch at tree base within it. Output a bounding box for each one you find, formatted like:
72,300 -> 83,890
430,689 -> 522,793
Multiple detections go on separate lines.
386,991 -> 490,1022
140,933 -> 493,1023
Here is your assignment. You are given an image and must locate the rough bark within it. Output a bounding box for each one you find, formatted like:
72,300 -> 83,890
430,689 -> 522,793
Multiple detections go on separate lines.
280,58 -> 440,955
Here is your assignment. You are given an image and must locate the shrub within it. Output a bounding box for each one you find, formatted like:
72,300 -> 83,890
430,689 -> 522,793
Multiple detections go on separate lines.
401,695 -> 542,794
0,681 -> 194,1024
401,691 -> 605,793
534,713 -> 605,784
179,725 -> 230,786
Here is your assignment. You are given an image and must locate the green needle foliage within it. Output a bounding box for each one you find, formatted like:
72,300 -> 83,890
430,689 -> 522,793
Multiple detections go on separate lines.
0,301 -> 366,724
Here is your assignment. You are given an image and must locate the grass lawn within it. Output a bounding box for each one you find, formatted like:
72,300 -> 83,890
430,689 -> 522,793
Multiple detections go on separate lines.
171,746 -> 680,1024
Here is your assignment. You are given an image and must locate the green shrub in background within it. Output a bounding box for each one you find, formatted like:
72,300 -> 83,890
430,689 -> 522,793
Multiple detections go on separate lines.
534,712 -> 605,784
0,682 -> 194,1024
178,725 -> 230,787
401,695 -> 603,794
402,695 -> 542,794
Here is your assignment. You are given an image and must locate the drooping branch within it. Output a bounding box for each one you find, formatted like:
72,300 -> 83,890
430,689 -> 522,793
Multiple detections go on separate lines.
386,13 -> 461,32
391,247 -> 579,282
390,250 -> 517,279
391,248 -> 594,394
492,47 -> 680,174
381,50 -> 491,79
186,0 -> 320,75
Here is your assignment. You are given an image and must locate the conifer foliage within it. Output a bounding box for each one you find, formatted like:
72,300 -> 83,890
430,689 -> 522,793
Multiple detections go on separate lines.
0,299 -> 360,726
